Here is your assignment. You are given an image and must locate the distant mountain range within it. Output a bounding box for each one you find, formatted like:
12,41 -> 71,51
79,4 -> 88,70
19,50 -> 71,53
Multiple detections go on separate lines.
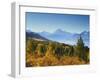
26,29 -> 89,47
26,30 -> 48,41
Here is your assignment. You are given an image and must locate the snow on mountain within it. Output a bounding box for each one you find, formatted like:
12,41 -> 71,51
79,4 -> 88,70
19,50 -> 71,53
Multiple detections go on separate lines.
38,29 -> 89,47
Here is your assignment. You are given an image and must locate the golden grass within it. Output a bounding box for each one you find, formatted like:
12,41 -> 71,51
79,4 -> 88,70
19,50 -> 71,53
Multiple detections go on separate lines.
26,52 -> 87,67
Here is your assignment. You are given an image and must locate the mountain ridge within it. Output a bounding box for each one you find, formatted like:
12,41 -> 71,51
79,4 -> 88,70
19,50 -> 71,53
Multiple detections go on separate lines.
26,30 -> 49,41
26,29 -> 89,47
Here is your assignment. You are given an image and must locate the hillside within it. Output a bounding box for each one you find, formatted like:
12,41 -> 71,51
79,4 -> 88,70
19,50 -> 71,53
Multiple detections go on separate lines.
26,30 -> 49,41
26,37 -> 89,67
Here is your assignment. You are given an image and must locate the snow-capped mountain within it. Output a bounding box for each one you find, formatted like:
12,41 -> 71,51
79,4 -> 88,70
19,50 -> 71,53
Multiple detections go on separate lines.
38,29 -> 89,47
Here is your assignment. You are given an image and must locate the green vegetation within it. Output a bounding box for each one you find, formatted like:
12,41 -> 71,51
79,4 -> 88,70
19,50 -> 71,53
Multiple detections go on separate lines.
26,36 -> 89,67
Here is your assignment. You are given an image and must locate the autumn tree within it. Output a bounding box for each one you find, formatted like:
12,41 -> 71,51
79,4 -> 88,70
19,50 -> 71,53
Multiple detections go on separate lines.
37,44 -> 47,57
46,42 -> 55,57
26,39 -> 33,53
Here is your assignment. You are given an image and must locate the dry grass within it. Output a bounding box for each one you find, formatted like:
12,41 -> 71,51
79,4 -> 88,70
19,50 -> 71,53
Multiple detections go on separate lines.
26,52 -> 87,67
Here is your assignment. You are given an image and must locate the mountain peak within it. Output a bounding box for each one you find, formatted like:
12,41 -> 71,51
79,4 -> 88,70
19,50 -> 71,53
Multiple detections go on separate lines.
54,29 -> 68,34
26,29 -> 32,33
54,29 -> 71,35
81,31 -> 89,35
41,31 -> 50,34
55,29 -> 64,33
82,31 -> 88,33
26,31 -> 49,41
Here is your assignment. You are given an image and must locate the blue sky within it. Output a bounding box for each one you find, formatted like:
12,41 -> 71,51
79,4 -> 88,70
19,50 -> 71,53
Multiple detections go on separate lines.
26,12 -> 89,33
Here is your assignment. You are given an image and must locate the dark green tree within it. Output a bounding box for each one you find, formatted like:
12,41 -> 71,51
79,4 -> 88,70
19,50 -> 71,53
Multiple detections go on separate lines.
68,46 -> 74,56
76,35 -> 85,61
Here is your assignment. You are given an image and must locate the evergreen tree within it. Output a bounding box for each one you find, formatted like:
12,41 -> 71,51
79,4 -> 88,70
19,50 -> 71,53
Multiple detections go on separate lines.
68,46 -> 74,56
76,35 -> 85,61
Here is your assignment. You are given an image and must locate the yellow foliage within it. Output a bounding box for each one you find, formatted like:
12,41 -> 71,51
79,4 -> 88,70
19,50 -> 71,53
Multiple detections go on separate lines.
60,56 -> 85,65
26,52 -> 86,67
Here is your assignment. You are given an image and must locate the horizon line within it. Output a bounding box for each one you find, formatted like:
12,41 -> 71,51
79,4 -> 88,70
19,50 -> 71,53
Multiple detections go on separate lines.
26,28 -> 89,34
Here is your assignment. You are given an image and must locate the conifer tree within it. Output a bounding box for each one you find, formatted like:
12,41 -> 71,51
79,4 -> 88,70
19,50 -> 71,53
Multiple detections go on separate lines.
76,35 -> 85,61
